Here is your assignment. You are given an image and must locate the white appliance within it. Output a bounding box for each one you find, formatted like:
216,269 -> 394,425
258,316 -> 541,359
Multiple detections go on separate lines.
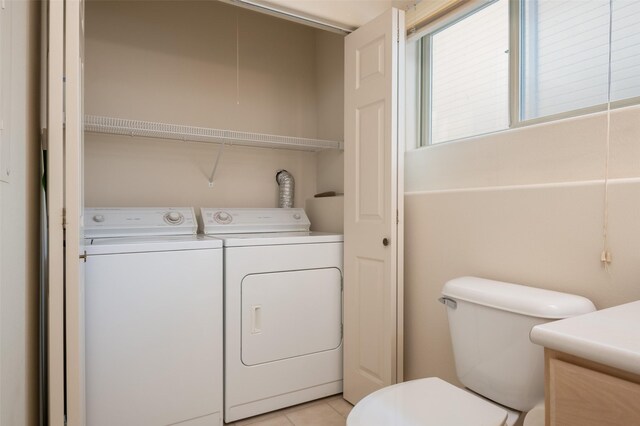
201,208 -> 344,423
84,207 -> 223,426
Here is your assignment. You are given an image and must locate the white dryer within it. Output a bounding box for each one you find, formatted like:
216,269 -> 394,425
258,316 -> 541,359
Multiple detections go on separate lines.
84,207 -> 223,426
201,208 -> 344,423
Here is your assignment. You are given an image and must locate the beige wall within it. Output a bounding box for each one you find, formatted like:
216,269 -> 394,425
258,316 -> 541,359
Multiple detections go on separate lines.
84,1 -> 343,210
0,0 -> 40,424
305,29 -> 344,230
406,106 -> 640,191
85,0 -> 318,137
315,30 -> 344,195
305,195 -> 344,233
403,106 -> 640,385
85,134 -> 317,209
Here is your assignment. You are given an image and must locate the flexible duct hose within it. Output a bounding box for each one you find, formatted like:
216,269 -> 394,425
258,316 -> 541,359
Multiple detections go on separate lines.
276,170 -> 294,208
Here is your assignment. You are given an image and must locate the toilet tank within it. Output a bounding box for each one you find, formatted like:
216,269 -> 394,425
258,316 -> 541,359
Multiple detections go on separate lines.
441,277 -> 596,412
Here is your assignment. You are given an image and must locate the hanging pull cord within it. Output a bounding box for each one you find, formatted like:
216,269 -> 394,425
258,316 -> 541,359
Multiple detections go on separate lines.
236,11 -> 240,105
208,142 -> 225,187
601,0 -> 613,273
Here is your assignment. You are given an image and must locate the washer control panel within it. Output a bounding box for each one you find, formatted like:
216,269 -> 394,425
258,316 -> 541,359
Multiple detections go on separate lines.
85,207 -> 197,238
201,208 -> 310,234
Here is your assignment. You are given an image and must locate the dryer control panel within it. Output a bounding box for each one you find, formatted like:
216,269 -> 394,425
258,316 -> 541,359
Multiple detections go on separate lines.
85,207 -> 197,238
201,208 -> 310,234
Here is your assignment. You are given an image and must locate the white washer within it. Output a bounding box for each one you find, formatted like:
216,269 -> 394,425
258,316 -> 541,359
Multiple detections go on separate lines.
201,208 -> 344,423
84,207 -> 223,426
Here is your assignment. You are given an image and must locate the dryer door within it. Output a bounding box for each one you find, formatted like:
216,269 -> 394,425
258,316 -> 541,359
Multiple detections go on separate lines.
241,268 -> 343,366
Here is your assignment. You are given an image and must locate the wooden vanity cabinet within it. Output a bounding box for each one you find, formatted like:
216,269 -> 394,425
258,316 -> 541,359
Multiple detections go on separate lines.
545,349 -> 640,426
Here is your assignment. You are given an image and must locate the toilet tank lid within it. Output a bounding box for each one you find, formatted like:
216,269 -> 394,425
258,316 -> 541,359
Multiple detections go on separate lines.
442,277 -> 596,319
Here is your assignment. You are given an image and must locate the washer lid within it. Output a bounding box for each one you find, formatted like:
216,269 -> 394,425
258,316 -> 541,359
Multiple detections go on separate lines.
84,235 -> 222,255
207,231 -> 343,247
201,208 -> 310,234
347,378 -> 508,426
85,207 -> 197,238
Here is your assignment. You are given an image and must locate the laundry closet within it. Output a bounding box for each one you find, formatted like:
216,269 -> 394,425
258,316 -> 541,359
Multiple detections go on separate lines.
80,1 -> 348,424
84,0 -> 345,226
47,1 -> 405,424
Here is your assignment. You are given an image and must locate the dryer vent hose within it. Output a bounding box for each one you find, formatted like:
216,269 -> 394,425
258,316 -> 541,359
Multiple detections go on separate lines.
276,170 -> 294,208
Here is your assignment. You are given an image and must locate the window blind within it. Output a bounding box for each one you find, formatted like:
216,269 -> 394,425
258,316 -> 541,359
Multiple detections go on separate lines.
430,0 -> 509,144
521,0 -> 640,121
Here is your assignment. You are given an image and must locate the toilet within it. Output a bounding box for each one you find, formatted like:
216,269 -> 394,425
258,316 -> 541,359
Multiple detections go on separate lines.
347,277 -> 596,426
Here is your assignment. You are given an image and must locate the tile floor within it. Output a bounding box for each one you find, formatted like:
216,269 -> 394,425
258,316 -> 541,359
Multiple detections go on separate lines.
225,394 -> 353,426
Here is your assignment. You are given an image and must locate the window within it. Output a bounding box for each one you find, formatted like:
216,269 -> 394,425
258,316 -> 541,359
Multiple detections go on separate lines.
417,0 -> 640,146
610,1 -> 640,101
430,0 -> 509,144
521,0 -> 640,120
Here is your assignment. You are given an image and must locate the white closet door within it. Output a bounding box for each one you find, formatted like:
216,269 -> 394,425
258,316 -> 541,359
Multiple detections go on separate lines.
343,8 -> 405,405
65,0 -> 86,425
46,0 -> 65,424
48,0 -> 85,424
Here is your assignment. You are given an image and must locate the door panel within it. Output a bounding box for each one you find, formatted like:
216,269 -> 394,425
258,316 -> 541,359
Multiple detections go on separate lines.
355,257 -> 385,384
343,8 -> 405,405
356,36 -> 385,87
241,268 -> 343,366
356,101 -> 385,220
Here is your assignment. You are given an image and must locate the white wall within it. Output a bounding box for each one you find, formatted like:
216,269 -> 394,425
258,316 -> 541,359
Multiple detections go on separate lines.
0,1 -> 40,424
404,105 -> 640,385
84,1 -> 343,210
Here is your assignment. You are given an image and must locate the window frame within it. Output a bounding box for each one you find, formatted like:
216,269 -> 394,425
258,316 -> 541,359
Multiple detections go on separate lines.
413,0 -> 640,148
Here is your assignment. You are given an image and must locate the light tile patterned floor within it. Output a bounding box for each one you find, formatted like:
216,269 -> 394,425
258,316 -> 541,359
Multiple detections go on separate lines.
225,395 -> 353,426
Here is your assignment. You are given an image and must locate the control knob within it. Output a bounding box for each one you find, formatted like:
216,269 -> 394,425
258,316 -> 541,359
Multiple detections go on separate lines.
164,211 -> 184,225
214,211 -> 233,224
93,214 -> 105,223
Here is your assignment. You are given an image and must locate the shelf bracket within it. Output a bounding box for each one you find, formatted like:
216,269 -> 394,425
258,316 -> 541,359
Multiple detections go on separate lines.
208,142 -> 225,187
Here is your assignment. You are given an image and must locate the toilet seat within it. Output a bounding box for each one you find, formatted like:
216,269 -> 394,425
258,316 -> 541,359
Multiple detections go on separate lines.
347,377 -> 509,426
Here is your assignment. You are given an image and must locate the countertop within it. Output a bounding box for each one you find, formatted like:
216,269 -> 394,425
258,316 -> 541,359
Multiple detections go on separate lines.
530,300 -> 640,375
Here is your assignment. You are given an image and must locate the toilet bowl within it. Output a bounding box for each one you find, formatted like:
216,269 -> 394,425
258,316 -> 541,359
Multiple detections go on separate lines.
347,277 -> 595,426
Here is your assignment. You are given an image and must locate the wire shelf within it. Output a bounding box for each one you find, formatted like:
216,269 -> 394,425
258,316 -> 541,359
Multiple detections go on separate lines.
84,115 -> 343,151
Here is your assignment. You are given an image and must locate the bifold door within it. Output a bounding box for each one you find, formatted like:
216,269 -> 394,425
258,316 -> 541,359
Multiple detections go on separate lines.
343,7 -> 405,405
47,0 -> 85,424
